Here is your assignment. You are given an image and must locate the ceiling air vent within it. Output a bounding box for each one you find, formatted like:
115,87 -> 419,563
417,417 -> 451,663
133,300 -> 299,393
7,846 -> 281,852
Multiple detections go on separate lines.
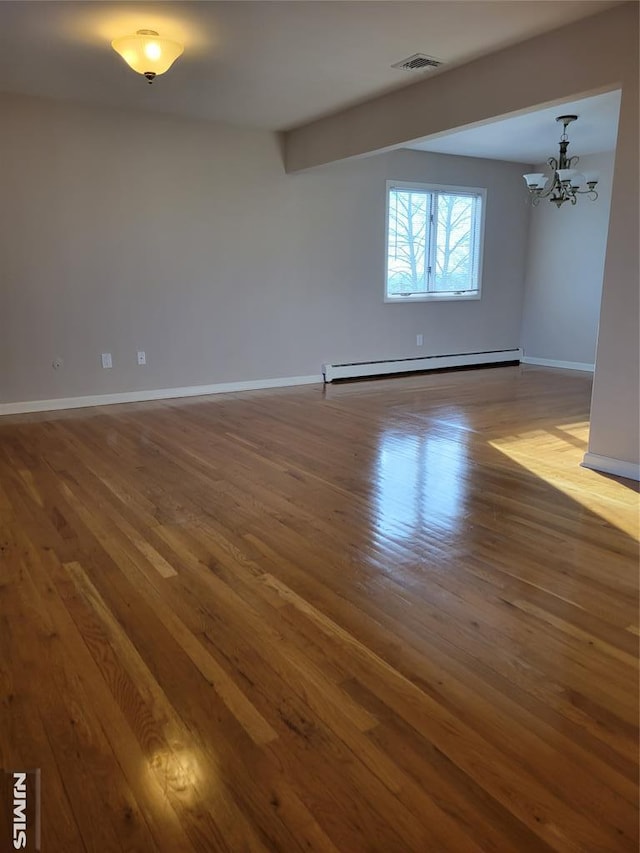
391,53 -> 442,72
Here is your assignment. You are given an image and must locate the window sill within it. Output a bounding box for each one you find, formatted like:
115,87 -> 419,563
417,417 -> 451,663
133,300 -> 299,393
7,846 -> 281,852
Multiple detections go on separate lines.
384,293 -> 481,304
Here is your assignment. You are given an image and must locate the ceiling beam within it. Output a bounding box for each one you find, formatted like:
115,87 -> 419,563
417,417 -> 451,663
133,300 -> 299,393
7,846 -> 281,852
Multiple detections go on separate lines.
283,2 -> 637,173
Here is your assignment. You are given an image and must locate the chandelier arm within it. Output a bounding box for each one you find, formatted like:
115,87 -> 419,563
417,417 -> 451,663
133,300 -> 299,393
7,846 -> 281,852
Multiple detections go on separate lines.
574,188 -> 599,199
533,173 -> 562,199
535,183 -> 556,199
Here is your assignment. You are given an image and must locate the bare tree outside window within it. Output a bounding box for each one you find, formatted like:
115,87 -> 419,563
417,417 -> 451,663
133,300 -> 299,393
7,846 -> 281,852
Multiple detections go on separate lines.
387,189 -> 429,294
386,183 -> 483,300
433,194 -> 475,293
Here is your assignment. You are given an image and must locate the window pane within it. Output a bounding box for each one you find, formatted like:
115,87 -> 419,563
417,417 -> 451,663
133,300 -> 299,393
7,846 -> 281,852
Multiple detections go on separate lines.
387,189 -> 429,295
433,193 -> 479,293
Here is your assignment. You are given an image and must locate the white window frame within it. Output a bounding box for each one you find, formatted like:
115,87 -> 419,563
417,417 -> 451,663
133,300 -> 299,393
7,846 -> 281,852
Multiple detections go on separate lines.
384,180 -> 487,304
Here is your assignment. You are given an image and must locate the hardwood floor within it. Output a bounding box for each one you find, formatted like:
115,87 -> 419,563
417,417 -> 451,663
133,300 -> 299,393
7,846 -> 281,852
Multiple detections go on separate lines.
0,365 -> 637,852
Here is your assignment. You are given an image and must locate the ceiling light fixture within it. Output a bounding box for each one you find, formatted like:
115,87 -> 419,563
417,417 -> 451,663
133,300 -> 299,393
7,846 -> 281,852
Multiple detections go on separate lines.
523,115 -> 599,207
111,29 -> 184,84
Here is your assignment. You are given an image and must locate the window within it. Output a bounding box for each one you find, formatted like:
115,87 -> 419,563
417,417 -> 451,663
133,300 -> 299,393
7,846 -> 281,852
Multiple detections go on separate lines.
385,181 -> 485,302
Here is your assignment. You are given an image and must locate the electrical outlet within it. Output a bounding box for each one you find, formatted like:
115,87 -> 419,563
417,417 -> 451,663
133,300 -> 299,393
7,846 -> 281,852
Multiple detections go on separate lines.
416,334 -> 424,347
52,357 -> 63,370
137,350 -> 146,365
101,352 -> 113,369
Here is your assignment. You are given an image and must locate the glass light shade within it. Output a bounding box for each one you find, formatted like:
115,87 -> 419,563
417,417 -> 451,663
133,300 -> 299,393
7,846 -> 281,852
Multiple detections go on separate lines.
523,173 -> 547,189
582,171 -> 600,185
556,168 -> 577,184
111,30 -> 183,78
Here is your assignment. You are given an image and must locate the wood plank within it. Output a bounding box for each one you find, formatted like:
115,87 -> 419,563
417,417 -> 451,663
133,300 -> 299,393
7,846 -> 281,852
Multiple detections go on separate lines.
0,365 -> 637,850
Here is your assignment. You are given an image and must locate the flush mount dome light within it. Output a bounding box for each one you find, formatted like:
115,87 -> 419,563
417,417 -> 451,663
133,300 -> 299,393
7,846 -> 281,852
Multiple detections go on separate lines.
111,29 -> 184,83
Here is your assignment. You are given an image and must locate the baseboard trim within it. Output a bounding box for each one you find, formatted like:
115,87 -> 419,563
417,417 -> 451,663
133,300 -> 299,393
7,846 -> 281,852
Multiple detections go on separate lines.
521,356 -> 594,372
581,452 -> 640,482
0,374 -> 323,416
521,356 -> 595,372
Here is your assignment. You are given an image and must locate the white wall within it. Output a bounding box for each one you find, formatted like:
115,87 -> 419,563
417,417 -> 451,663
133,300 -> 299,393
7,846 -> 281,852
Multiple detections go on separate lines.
282,1 -> 639,475
521,151 -> 615,368
0,94 -> 529,405
587,66 -> 639,473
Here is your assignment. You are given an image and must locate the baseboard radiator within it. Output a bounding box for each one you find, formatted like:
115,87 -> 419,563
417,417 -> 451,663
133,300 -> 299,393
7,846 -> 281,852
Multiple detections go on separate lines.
322,348 -> 522,383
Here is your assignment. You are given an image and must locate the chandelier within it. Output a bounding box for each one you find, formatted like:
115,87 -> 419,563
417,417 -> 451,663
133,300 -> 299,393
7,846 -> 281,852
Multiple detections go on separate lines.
523,115 -> 599,207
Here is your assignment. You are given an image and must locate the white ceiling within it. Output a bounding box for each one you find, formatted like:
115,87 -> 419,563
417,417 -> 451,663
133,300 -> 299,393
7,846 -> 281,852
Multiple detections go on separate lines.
0,1 -> 620,131
407,90 -> 622,164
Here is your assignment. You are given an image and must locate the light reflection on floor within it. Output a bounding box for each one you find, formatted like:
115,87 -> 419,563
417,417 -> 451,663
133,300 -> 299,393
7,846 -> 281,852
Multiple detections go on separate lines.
490,420 -> 639,539
373,429 -> 469,540
148,746 -> 203,806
